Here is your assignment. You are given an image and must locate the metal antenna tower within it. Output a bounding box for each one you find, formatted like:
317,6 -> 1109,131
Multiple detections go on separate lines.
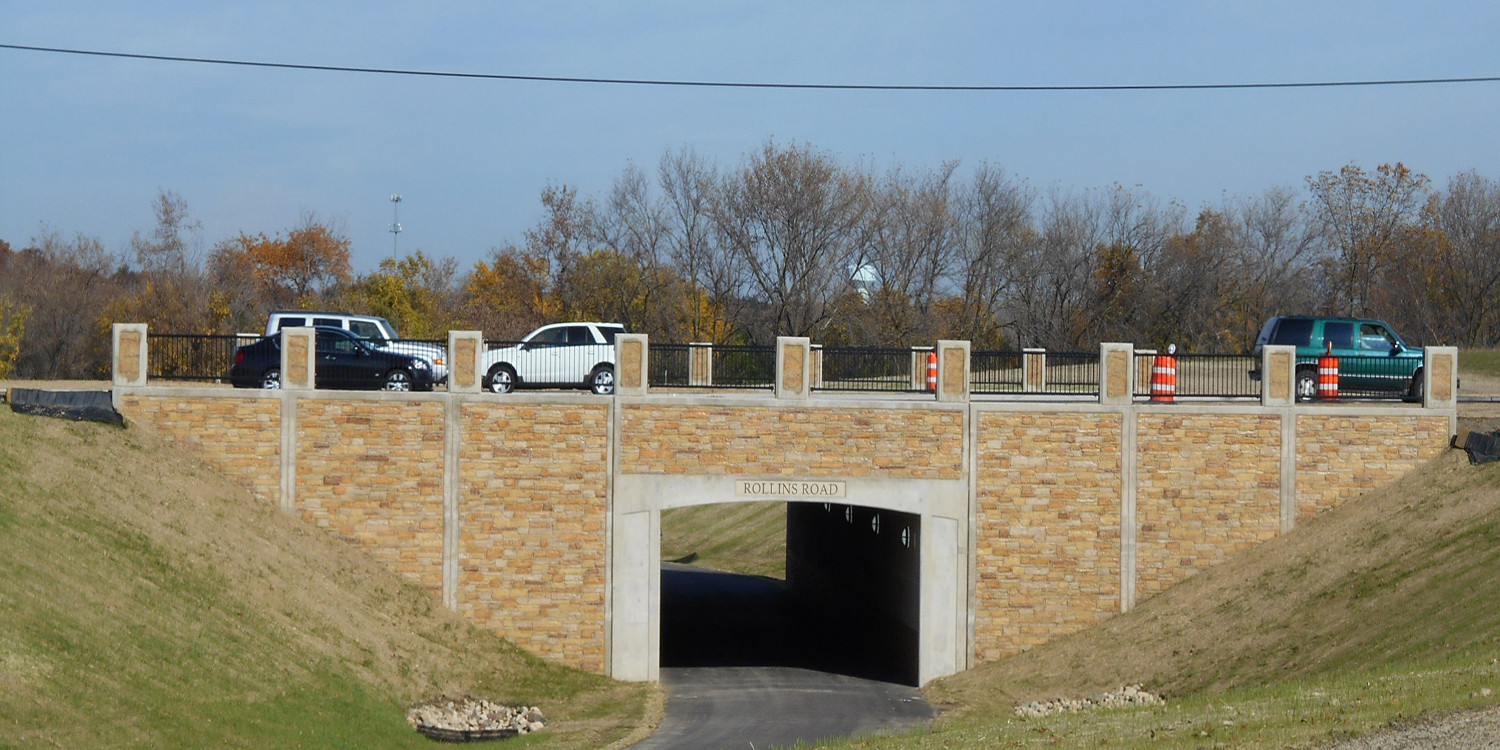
389,194 -> 403,257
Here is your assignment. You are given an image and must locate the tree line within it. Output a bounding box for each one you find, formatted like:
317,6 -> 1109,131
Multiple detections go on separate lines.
3,141 -> 1498,380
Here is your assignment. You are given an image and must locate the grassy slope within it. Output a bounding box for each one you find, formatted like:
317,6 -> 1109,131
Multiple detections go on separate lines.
819,447 -> 1500,748
0,408 -> 654,749
661,503 -> 787,579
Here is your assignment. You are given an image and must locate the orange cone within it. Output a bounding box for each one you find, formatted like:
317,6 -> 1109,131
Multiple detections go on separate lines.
1150,344 -> 1177,403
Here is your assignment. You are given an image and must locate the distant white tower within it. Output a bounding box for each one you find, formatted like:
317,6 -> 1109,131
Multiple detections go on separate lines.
389,194 -> 403,257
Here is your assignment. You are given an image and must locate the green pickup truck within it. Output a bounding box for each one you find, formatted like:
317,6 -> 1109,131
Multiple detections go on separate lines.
1251,316 -> 1425,401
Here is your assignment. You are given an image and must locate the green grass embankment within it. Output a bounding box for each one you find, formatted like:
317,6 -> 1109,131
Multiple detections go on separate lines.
0,408 -> 653,749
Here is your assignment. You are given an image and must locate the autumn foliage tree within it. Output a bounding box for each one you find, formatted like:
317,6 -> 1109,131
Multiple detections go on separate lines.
209,215 -> 353,322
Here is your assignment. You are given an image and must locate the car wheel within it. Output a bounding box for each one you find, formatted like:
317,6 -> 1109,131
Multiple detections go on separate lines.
590,365 -> 616,396
1407,369 -> 1425,402
260,369 -> 281,389
485,364 -> 516,394
1295,368 -> 1317,402
383,369 -> 413,392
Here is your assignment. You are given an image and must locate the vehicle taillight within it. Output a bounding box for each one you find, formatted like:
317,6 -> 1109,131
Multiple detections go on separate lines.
234,350 -> 244,364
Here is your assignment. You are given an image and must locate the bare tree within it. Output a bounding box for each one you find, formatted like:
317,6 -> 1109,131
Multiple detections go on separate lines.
660,147 -> 741,343
950,164 -> 1033,348
860,162 -> 959,345
715,141 -> 870,342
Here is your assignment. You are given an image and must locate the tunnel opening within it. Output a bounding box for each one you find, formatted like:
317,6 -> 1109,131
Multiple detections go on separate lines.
659,501 -> 921,686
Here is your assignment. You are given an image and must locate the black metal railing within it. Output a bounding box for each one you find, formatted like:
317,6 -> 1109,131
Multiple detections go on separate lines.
1293,354 -> 1423,401
972,350 -> 1100,396
813,347 -> 930,393
970,350 -> 1025,393
647,343 -> 776,389
148,333 -> 260,381
1134,352 -> 1261,399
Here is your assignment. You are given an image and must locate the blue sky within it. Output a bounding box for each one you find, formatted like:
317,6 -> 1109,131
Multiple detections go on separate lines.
2,2 -> 1497,272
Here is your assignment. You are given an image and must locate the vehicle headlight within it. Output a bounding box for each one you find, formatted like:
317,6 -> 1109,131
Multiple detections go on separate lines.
412,359 -> 431,370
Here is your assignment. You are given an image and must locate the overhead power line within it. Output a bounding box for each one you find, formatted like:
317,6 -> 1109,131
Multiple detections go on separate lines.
3,42 -> 1499,92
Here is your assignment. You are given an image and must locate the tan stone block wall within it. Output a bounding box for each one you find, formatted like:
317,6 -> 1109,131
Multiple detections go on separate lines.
1296,415 -> 1450,519
1135,413 -> 1282,598
619,405 -> 964,478
295,400 -> 446,595
120,394 -> 281,506
973,411 -> 1123,660
459,402 -> 610,673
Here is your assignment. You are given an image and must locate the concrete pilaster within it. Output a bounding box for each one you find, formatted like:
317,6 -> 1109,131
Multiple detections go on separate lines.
447,331 -> 483,393
112,323 -> 148,387
1424,346 -> 1459,410
776,337 -> 811,399
1261,344 -> 1296,407
936,340 -> 970,403
616,334 -> 649,397
1099,343 -> 1134,406
280,327 -> 316,390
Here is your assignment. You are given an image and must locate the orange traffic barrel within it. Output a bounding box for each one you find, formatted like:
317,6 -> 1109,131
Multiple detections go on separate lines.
1318,343 -> 1339,400
926,352 -> 938,392
1150,344 -> 1177,403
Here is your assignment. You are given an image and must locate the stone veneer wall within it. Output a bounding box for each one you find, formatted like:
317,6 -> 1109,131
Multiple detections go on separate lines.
118,394 -> 281,506
973,411 -> 1123,661
1134,413 -> 1282,598
618,404 -> 964,478
294,400 -> 446,595
458,402 -> 610,673
1295,414 -> 1451,520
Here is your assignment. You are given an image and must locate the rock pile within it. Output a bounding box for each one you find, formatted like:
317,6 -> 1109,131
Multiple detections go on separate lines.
1014,684 -> 1165,718
407,697 -> 547,739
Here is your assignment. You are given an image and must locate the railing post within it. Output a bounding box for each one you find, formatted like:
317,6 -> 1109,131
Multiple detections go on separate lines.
1423,346 -> 1458,410
776,336 -> 811,400
1023,348 -> 1047,392
810,344 -> 824,389
689,342 -> 713,387
112,323 -> 149,387
1134,349 -> 1156,398
935,340 -> 970,403
280,327 -> 317,390
1099,342 -> 1134,405
909,346 -> 934,390
616,333 -> 649,396
447,331 -> 483,393
1261,344 -> 1297,406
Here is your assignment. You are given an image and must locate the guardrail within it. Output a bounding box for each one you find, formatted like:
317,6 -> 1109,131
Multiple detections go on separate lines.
814,347 -> 931,393
1133,352 -> 1261,400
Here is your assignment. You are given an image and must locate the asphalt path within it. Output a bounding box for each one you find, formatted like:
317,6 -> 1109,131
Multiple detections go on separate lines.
629,565 -> 935,749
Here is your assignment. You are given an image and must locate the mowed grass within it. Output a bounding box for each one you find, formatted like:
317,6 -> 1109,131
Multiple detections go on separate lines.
0,408 -> 654,749
661,502 -> 788,579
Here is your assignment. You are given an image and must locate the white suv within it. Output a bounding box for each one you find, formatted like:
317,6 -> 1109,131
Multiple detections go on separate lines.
481,322 -> 625,395
265,310 -> 449,384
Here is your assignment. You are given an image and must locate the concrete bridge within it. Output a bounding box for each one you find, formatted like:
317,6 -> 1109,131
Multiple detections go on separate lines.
110,326 -> 1457,685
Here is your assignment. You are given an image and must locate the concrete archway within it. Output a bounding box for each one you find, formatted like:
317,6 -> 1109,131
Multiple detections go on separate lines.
610,474 -> 969,684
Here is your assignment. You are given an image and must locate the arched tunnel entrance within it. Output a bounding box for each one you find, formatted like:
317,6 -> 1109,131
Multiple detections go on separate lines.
659,502 -> 922,685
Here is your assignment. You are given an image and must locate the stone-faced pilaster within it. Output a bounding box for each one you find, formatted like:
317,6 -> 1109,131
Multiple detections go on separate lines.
1023,348 -> 1047,392
936,340 -> 970,403
112,323 -> 149,387
280,327 -> 316,390
688,343 -> 713,387
1261,344 -> 1296,407
776,337 -> 811,400
447,331 -> 483,393
1424,346 -> 1458,410
1099,343 -> 1134,405
616,333 -> 648,397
